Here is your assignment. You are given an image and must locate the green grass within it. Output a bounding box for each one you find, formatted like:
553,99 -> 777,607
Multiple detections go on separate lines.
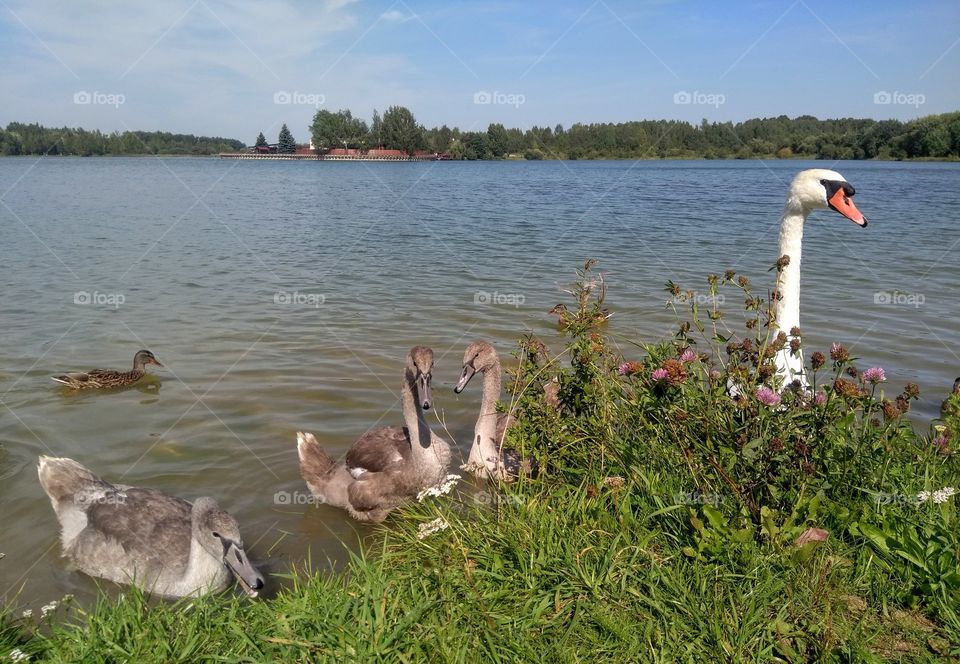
4,260 -> 960,662
3,485 -> 955,662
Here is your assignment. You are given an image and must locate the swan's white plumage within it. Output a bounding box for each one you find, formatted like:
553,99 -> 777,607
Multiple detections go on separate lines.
772,169 -> 862,389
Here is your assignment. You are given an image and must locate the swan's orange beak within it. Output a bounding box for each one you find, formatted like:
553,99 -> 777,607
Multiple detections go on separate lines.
828,188 -> 867,227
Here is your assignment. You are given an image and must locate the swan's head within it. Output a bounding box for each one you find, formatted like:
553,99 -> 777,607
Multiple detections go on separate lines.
454,341 -> 498,393
407,345 -> 435,410
788,169 -> 867,227
191,497 -> 265,598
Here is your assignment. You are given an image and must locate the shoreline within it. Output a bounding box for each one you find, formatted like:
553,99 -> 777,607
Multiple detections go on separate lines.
1,153 -> 957,162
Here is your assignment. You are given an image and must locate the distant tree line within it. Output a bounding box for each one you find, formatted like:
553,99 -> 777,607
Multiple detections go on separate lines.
4,111 -> 959,160
309,107 -> 960,161
0,122 -> 244,156
439,112 -> 960,160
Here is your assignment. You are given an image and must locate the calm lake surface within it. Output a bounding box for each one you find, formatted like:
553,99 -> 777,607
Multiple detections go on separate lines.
1,157 -> 958,610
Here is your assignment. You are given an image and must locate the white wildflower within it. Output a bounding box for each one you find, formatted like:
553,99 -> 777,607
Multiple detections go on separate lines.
933,487 -> 957,505
416,517 -> 449,540
40,601 -> 58,617
20,609 -> 32,619
9,648 -> 29,662
416,474 -> 461,502
916,487 -> 956,505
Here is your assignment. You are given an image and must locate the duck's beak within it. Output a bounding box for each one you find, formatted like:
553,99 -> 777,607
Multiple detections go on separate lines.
223,540 -> 264,598
828,187 -> 867,227
454,363 -> 476,394
417,373 -> 433,410
150,358 -> 164,367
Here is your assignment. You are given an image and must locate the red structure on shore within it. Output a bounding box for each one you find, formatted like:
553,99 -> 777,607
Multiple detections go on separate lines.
220,144 -> 451,161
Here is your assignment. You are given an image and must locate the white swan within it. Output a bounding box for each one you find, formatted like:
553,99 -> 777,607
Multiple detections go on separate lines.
771,169 -> 866,388
297,346 -> 452,522
37,456 -> 264,598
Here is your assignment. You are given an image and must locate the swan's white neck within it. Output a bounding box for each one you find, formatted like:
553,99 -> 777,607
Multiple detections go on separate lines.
468,360 -> 505,479
772,197 -> 808,388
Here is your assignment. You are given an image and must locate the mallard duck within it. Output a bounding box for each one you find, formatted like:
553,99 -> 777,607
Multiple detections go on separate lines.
51,350 -> 162,389
37,456 -> 265,598
941,377 -> 960,420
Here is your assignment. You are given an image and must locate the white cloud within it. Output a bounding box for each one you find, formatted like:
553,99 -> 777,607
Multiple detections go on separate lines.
379,9 -> 410,23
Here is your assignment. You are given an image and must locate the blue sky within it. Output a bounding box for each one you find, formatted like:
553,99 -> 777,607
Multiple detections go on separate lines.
1,0 -> 957,143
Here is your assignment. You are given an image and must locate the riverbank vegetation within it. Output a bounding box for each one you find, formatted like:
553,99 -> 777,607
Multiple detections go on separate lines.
310,107 -> 960,161
5,110 -> 959,161
0,122 -> 243,156
4,260 -> 959,661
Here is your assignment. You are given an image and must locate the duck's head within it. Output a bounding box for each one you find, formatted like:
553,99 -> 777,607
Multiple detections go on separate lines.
407,346 -> 435,410
788,169 -> 867,227
133,350 -> 163,370
454,341 -> 498,394
192,497 -> 265,598
953,377 -> 960,395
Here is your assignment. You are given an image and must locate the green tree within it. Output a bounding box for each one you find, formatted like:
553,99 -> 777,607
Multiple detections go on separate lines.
310,110 -> 367,150
370,109 -> 383,147
254,132 -> 267,148
487,123 -> 509,158
381,106 -> 425,156
461,132 -> 490,160
278,124 -> 296,153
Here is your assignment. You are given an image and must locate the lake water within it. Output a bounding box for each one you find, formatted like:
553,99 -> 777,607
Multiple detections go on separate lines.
1,157 -> 958,610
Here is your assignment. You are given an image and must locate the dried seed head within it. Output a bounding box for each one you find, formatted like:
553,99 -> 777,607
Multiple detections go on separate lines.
810,352 -> 825,370
834,378 -> 860,398
882,400 -> 902,420
775,255 -> 791,272
830,343 -> 850,363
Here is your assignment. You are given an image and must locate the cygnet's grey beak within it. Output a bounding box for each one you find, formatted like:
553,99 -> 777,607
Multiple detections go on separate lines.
418,372 -> 433,410
224,540 -> 265,598
454,363 -> 476,394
